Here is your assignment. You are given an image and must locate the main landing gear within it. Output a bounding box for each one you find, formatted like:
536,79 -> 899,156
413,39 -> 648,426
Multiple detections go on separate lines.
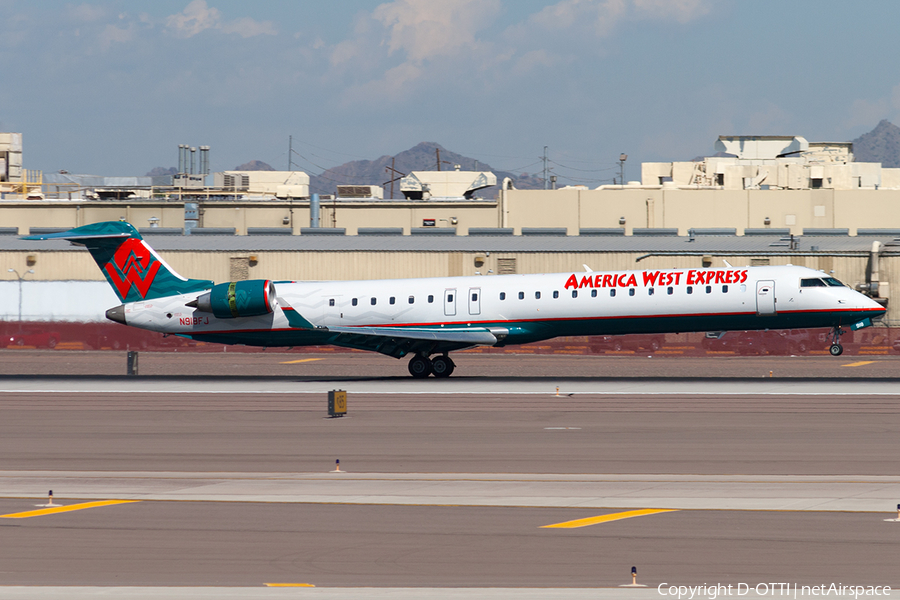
829,327 -> 844,356
408,354 -> 455,378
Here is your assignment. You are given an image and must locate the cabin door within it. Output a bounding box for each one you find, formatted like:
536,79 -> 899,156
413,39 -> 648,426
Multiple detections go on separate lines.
444,288 -> 457,317
468,287 -> 481,316
756,281 -> 776,316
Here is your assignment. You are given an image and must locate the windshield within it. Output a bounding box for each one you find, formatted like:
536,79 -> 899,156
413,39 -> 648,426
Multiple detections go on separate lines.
801,277 -> 847,288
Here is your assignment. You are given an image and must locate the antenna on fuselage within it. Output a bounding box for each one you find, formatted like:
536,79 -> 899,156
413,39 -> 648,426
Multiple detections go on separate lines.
722,260 -> 733,268
583,264 -> 593,272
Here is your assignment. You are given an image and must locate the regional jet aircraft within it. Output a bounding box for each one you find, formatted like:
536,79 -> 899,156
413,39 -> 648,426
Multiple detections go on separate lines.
26,222 -> 886,377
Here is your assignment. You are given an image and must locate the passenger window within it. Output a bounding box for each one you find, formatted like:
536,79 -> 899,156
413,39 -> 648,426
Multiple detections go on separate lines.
705,286 -> 712,294
648,288 -> 654,296
471,293 -> 478,301
591,289 -> 597,297
352,298 -> 358,306
519,291 -> 525,300
629,288 -> 635,296
535,291 -> 541,299
500,292 -> 506,300
553,291 -> 559,299
610,289 -> 616,297
329,299 -> 335,306
722,285 -> 728,293
427,295 -> 433,303
409,296 -> 415,304
572,290 -> 578,298
740,284 -> 746,292
390,297 -> 395,305
447,294 -> 454,302
371,297 -> 377,305
687,286 -> 693,295
667,287 -> 673,295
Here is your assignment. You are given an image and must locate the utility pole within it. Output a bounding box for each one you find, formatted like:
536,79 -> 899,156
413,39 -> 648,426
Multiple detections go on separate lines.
8,268 -> 34,326
384,158 -> 405,200
619,153 -> 628,188
288,135 -> 293,171
542,146 -> 549,189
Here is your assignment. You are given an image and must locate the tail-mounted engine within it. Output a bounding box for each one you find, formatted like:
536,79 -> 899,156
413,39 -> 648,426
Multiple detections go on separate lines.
187,280 -> 276,318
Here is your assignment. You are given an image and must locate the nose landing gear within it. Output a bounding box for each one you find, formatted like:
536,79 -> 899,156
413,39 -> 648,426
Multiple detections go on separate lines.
829,327 -> 844,356
407,354 -> 455,378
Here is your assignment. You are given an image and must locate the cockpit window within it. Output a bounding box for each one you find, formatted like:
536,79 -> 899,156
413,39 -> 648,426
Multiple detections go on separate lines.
801,277 -> 847,288
800,278 -> 827,287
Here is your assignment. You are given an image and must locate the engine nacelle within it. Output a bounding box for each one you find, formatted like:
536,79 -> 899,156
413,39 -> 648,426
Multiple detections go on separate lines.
192,280 -> 276,319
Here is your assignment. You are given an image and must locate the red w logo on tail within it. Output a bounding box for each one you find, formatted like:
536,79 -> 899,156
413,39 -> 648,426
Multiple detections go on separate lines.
103,238 -> 162,299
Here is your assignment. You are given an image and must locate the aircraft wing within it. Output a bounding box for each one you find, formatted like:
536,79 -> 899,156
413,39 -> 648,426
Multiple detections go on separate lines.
325,325 -> 498,344
321,325 -> 499,358
277,296 -> 499,357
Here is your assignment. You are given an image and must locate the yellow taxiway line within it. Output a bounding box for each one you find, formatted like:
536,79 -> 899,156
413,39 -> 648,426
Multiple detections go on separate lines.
279,358 -> 324,364
841,361 -> 875,367
541,508 -> 677,529
0,500 -> 139,519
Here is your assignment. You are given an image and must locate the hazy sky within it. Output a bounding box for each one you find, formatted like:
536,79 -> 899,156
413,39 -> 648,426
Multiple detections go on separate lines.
2,0 -> 898,186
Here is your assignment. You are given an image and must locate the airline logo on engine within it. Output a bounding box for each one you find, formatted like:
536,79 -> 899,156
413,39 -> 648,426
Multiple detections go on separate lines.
104,238 -> 162,299
564,269 -> 749,290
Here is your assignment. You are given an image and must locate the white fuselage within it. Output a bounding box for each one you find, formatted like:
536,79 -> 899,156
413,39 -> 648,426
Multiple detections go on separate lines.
120,265 -> 883,346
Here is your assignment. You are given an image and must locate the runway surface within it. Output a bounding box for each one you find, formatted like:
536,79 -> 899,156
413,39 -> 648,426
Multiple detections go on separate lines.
2,352 -> 900,597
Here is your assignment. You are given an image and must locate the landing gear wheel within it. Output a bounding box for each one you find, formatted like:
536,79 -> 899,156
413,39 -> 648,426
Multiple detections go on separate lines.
408,355 -> 433,378
829,344 -> 844,356
431,355 -> 455,378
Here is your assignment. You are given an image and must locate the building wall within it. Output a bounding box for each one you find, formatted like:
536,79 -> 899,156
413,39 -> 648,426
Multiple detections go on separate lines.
5,187 -> 900,236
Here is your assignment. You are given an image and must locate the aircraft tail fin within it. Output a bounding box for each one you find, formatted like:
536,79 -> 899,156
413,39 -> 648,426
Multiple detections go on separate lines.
24,221 -> 214,302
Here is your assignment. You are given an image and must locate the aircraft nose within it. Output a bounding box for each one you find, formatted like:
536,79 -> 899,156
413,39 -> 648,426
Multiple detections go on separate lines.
862,294 -> 886,317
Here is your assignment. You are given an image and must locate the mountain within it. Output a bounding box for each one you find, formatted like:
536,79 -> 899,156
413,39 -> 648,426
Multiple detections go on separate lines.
852,119 -> 900,168
235,160 -> 275,171
309,142 -> 547,199
145,166 -> 176,177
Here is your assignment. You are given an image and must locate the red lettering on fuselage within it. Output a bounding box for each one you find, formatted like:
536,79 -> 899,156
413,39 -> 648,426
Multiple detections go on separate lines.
563,269 -> 748,290
180,316 -> 209,326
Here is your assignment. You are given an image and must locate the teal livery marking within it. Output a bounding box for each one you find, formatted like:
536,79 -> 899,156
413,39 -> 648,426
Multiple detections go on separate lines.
24,221 -> 213,303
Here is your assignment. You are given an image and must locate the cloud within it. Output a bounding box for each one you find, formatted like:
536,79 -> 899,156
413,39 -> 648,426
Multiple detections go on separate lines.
633,0 -> 711,23
529,0 -> 626,36
329,0 -> 718,103
372,0 -> 501,64
99,23 -> 134,50
67,3 -> 106,22
165,0 -> 275,39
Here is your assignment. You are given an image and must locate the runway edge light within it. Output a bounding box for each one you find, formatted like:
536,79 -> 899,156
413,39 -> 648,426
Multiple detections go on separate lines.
619,565 -> 647,588
886,503 -> 900,522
